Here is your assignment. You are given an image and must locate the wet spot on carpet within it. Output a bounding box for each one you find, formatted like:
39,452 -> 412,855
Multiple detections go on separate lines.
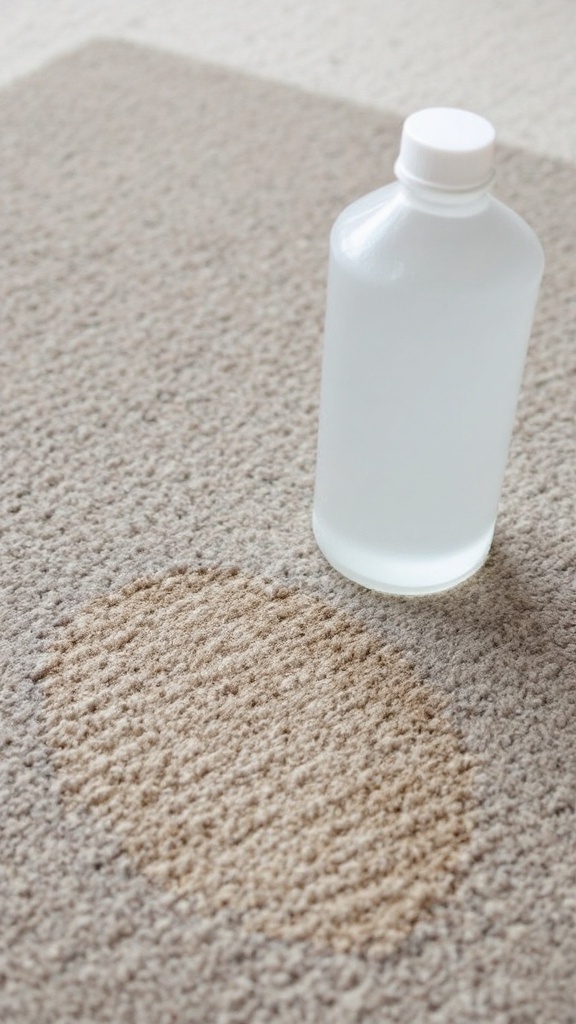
41,567 -> 475,957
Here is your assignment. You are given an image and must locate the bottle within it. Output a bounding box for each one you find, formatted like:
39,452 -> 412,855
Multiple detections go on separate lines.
313,107 -> 544,595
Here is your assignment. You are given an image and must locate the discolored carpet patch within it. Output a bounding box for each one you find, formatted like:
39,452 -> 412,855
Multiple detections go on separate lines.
40,567 -> 475,957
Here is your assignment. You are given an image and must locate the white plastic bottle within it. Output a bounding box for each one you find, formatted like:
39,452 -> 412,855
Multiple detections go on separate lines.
313,108 -> 544,595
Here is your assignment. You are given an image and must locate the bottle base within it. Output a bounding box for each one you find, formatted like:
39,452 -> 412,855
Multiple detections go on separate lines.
312,513 -> 493,596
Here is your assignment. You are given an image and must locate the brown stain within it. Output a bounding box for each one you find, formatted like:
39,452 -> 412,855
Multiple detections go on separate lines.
41,568 -> 475,957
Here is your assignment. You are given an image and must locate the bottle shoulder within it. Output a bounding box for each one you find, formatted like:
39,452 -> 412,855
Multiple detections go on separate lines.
330,183 -> 544,286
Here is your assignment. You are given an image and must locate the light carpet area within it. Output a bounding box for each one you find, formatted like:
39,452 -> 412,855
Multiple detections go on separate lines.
1,0 -> 576,161
1,40 -> 575,1023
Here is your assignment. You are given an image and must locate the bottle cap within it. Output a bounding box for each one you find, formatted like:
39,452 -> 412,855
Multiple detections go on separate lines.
394,107 -> 496,192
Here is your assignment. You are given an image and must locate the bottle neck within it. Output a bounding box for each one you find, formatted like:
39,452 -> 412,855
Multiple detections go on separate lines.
396,177 -> 491,217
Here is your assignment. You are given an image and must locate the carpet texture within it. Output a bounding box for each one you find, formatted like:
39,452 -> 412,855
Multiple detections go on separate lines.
1,41 -> 575,1023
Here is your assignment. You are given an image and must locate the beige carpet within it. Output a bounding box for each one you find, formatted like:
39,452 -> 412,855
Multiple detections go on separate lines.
1,41 -> 575,1023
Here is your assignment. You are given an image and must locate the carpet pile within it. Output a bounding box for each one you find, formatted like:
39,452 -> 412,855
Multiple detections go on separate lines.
1,41 -> 575,1023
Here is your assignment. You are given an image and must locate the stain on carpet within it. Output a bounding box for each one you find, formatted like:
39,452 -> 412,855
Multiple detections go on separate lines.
40,567 -> 475,956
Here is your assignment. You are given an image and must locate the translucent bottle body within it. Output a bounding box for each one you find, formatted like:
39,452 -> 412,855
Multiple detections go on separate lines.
313,182 -> 544,595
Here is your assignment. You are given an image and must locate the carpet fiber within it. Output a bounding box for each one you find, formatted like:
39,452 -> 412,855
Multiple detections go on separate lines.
1,41 -> 575,1023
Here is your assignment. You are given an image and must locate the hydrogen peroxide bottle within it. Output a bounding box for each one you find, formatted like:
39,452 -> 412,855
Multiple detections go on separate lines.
313,108 -> 544,595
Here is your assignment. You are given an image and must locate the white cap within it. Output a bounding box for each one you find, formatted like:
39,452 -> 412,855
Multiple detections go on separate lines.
394,107 -> 496,192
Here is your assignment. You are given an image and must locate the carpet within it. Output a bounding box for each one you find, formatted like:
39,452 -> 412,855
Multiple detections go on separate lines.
1,40 -> 575,1023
